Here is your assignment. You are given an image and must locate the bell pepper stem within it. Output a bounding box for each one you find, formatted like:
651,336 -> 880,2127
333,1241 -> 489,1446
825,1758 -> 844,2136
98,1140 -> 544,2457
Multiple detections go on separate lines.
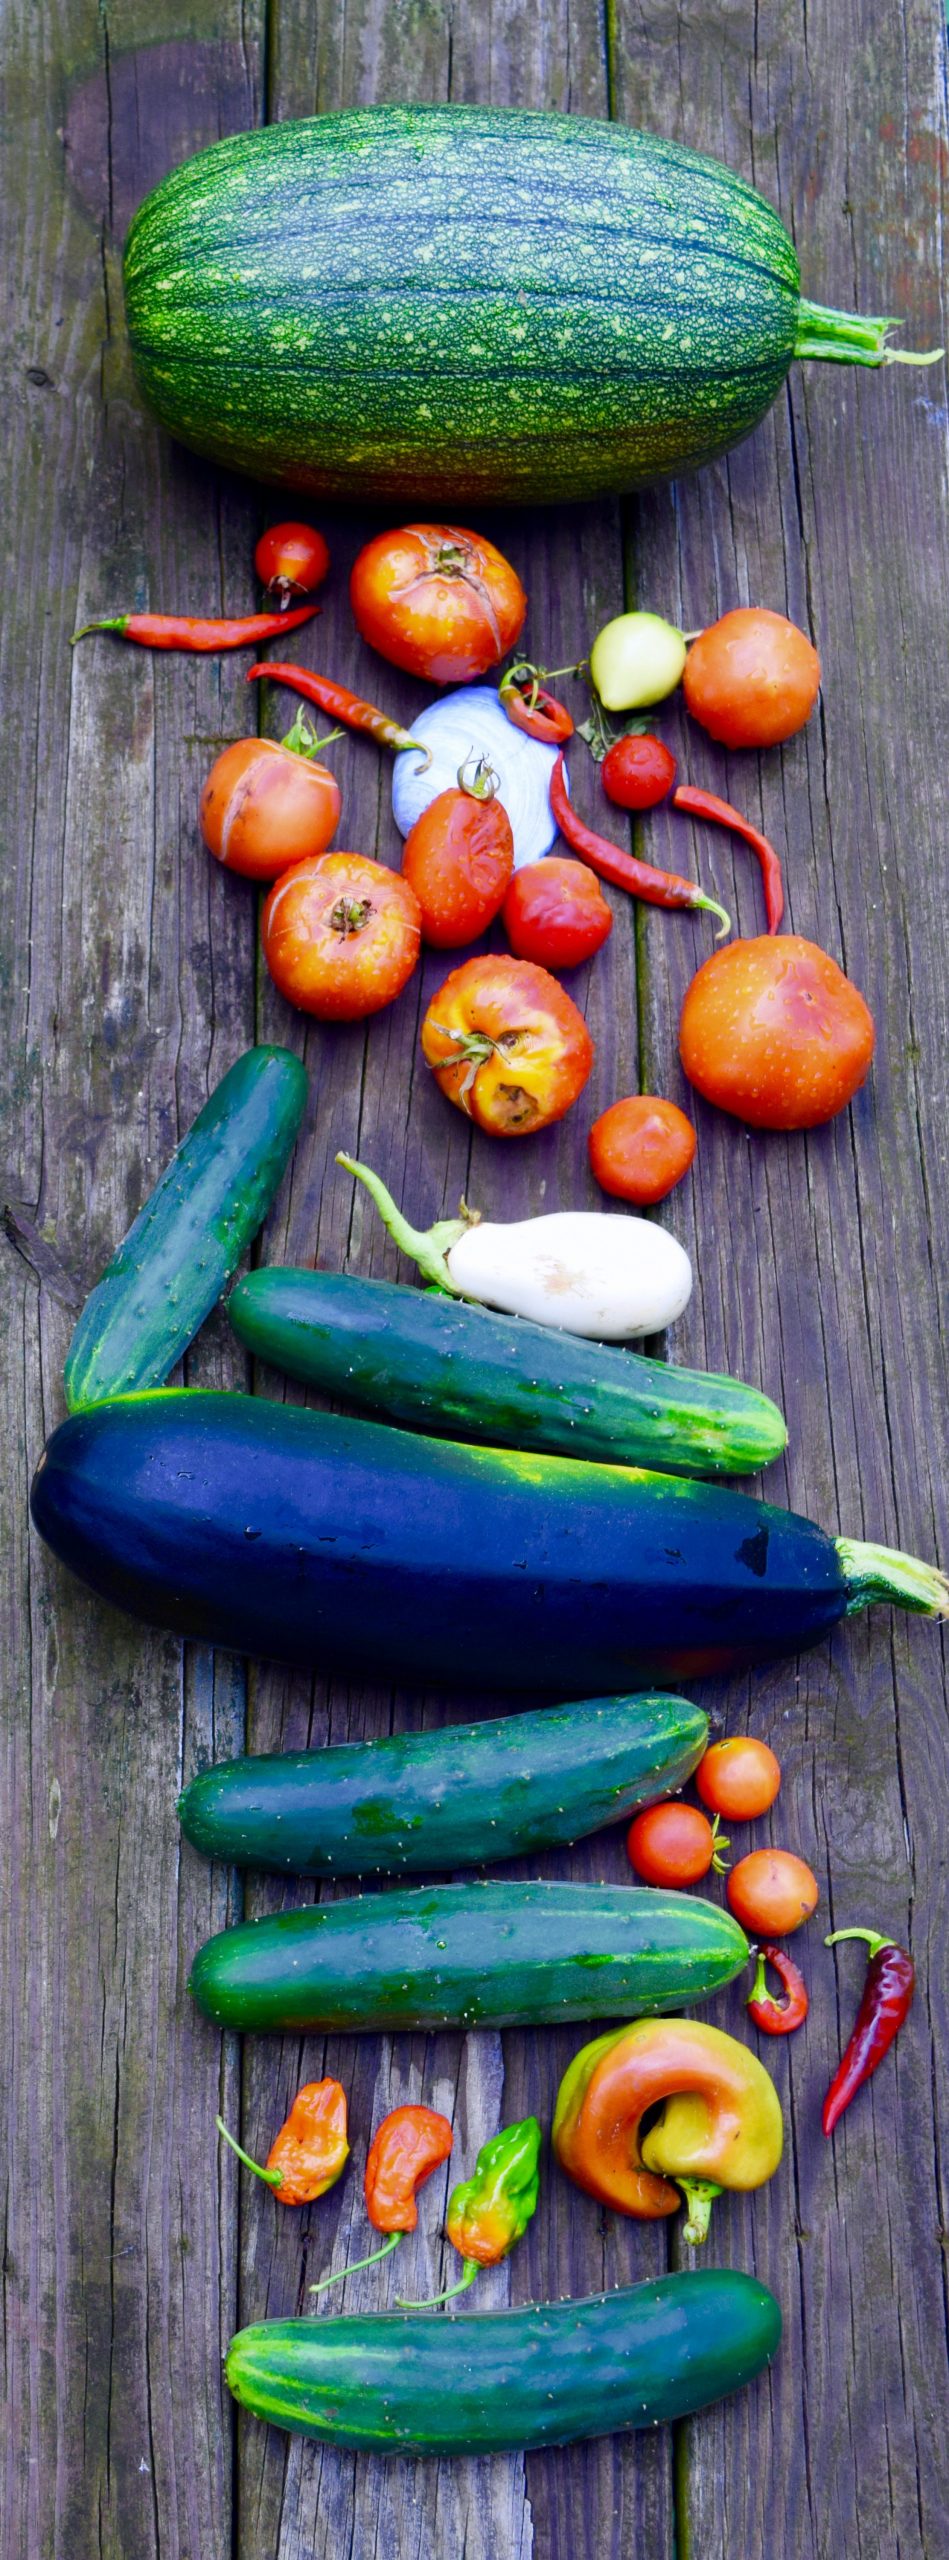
825,1925 -> 895,1961
308,2230 -> 401,2294
395,2258 -> 481,2308
216,2114 -> 282,2189
336,1152 -> 469,1292
677,2178 -> 722,2246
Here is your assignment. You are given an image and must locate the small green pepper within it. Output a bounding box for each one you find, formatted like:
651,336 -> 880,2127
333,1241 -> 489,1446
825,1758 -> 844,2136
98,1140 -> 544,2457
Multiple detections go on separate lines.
399,2117 -> 542,2306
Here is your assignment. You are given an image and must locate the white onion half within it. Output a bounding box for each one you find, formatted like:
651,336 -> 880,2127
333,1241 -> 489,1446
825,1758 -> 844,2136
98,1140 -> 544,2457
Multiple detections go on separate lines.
390,684 -> 565,869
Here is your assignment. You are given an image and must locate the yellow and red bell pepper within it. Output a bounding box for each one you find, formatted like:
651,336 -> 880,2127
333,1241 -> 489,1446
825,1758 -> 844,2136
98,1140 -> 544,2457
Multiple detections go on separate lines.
552,2017 -> 783,2244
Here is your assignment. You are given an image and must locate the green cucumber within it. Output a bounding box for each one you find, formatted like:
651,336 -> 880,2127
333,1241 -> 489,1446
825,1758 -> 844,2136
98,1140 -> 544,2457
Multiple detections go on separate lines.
178,1691 -> 709,1878
188,1879 -> 749,2032
225,2270 -> 782,2451
64,1048 -> 307,1409
122,105 -> 935,508
229,1267 -> 787,1477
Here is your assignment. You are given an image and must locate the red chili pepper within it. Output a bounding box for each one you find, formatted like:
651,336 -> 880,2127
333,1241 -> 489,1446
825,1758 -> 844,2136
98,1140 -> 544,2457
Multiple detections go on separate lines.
746,1943 -> 809,2036
822,1926 -> 915,2135
671,785 -> 785,934
499,663 -> 574,743
550,755 -> 731,937
248,660 -> 431,767
71,605 -> 319,652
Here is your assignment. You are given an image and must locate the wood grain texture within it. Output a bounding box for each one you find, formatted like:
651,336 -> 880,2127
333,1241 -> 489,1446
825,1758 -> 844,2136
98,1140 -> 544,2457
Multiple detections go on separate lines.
2,0 -> 947,2555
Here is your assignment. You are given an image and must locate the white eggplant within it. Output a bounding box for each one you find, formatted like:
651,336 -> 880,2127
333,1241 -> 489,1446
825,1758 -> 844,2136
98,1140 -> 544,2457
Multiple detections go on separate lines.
338,1156 -> 692,1341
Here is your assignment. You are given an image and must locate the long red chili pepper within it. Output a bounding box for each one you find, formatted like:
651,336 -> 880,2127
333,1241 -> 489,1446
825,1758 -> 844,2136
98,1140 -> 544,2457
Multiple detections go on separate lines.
746,1943 -> 809,2036
550,755 -> 731,937
822,1925 -> 915,2134
248,660 -> 430,766
671,785 -> 784,933
71,605 -> 319,652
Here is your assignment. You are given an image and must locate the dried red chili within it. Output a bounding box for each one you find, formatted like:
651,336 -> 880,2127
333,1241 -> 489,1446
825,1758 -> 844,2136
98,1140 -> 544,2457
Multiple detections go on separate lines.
247,660 -> 430,766
550,754 -> 731,937
671,784 -> 784,934
746,1943 -> 809,2037
822,1926 -> 915,2134
72,606 -> 319,651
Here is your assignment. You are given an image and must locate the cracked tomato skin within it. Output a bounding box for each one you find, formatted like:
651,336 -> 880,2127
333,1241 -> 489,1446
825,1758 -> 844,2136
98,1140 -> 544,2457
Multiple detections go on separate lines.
422,953 -> 594,1137
402,785 -> 514,946
350,524 -> 527,681
261,852 -> 421,1020
200,737 -> 340,879
679,934 -> 875,1130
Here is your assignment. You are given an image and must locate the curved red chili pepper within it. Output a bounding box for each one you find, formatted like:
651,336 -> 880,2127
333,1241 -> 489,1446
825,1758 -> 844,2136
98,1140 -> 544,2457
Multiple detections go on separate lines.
550,755 -> 731,937
671,785 -> 784,933
822,1926 -> 915,2135
746,1943 -> 808,2036
71,606 -> 319,651
500,667 -> 574,743
247,660 -> 430,766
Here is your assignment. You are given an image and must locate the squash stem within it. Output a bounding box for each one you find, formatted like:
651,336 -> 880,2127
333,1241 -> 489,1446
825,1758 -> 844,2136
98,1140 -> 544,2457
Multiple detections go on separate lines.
336,1152 -> 468,1292
794,300 -> 943,369
837,1538 -> 949,1618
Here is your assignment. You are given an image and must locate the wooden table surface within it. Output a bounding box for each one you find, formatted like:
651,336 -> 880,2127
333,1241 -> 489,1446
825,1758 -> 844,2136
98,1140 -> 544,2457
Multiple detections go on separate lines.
4,3 -> 948,2554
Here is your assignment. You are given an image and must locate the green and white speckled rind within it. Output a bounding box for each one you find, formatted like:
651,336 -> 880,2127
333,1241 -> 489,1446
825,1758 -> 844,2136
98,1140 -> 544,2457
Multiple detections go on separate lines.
122,104 -> 804,503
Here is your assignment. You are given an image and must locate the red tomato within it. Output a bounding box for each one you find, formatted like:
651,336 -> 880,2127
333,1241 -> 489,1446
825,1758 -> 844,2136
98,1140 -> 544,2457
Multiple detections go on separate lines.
349,524 -> 527,682
683,608 -> 820,748
422,953 -> 594,1137
626,1800 -> 723,1886
402,778 -> 514,947
588,1095 -> 696,1205
502,858 -> 612,969
262,853 -> 421,1020
679,935 -> 875,1130
696,1737 -> 781,1821
199,737 -> 340,880
726,1850 -> 819,1937
254,521 -> 330,604
601,734 -> 677,810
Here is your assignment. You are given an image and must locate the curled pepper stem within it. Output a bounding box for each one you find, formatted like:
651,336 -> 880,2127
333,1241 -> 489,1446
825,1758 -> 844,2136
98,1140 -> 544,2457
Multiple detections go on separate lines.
309,2230 -> 401,2294
825,1925 -> 895,1960
677,2178 -> 722,2246
395,2259 -> 481,2308
336,1152 -> 471,1291
216,2113 -> 282,2189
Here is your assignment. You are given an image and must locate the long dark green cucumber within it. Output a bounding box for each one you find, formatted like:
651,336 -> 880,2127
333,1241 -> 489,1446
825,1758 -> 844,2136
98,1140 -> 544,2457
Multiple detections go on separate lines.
64,1049 -> 307,1409
188,1880 -> 749,2031
122,107 -> 933,510
30,1391 -> 948,1693
225,2271 -> 781,2451
228,1267 -> 787,1477
178,1692 -> 708,1878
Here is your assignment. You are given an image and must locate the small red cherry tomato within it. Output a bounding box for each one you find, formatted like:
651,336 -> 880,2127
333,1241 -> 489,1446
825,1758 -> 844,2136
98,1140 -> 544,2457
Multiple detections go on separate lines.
626,1800 -> 727,1886
696,1737 -> 782,1821
601,734 -> 677,811
679,935 -> 875,1131
502,858 -> 613,969
726,1849 -> 819,1938
421,953 -> 594,1137
254,521 -> 331,606
401,760 -> 514,947
350,524 -> 527,682
588,1095 -> 696,1206
262,853 -> 421,1020
199,733 -> 340,880
683,608 -> 820,748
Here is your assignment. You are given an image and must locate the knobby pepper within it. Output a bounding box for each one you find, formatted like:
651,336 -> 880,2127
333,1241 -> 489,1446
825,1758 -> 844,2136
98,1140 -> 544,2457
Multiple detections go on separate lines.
499,661 -> 575,743
247,661 -> 431,767
822,1926 -> 915,2135
310,2103 -> 454,2294
71,605 -> 319,651
550,754 -> 731,938
671,784 -> 784,933
216,2079 -> 349,2206
553,2018 -> 783,2245
401,2117 -> 542,2305
746,1944 -> 809,2036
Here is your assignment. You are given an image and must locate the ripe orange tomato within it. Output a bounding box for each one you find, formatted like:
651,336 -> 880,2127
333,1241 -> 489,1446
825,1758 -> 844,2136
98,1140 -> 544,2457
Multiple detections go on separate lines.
254,520 -> 330,604
588,1095 -> 696,1205
696,1737 -> 781,1821
683,608 -> 820,748
350,524 -> 527,682
200,735 -> 340,880
261,853 -> 421,1020
502,858 -> 613,969
679,935 -> 875,1130
726,1850 -> 819,1937
626,1800 -> 723,1886
402,771 -> 514,947
422,954 -> 594,1137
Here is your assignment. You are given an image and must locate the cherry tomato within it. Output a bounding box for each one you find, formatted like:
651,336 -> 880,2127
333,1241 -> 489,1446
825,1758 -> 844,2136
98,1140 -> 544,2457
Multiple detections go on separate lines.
601,734 -> 677,811
254,521 -> 331,605
626,1800 -> 726,1886
199,735 -> 340,880
696,1737 -> 781,1821
502,858 -> 612,969
422,953 -> 594,1137
588,1095 -> 696,1205
402,766 -> 514,947
349,524 -> 527,682
726,1849 -> 819,1938
683,608 -> 820,748
262,853 -> 421,1020
679,935 -> 875,1131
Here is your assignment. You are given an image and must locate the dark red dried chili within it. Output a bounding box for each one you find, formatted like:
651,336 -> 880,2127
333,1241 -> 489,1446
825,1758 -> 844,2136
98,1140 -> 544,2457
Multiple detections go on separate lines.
822,1926 -> 915,2135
